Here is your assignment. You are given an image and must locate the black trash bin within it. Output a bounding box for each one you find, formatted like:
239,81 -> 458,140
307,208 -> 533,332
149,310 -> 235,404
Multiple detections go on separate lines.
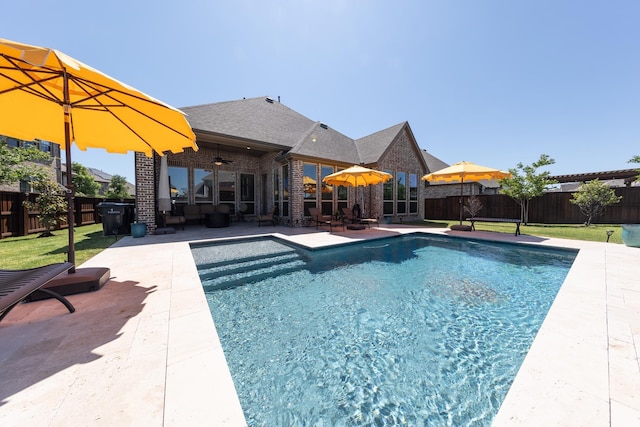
97,202 -> 135,236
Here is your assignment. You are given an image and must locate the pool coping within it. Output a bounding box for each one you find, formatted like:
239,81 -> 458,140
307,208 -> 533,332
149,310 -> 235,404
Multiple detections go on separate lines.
0,224 -> 638,425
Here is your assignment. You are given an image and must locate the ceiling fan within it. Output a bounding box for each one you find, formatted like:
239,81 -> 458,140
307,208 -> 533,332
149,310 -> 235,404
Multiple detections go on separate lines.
214,144 -> 233,166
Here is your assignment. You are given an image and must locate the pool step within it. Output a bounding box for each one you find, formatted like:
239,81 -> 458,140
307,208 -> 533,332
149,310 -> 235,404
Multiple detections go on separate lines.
199,252 -> 306,290
196,248 -> 299,270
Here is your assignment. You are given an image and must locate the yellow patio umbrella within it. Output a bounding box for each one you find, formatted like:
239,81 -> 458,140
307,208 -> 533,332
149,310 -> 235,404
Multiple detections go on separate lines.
0,38 -> 198,268
322,165 -> 392,187
422,161 -> 511,225
323,165 -> 392,216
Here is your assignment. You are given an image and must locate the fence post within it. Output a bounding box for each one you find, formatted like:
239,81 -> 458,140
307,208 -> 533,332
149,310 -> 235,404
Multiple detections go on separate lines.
18,192 -> 28,236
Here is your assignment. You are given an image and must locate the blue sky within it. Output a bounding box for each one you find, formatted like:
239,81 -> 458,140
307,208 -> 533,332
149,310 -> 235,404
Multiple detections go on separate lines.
4,0 -> 639,182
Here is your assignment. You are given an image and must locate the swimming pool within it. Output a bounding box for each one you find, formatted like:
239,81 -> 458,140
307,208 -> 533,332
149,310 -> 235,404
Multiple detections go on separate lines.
192,234 -> 577,426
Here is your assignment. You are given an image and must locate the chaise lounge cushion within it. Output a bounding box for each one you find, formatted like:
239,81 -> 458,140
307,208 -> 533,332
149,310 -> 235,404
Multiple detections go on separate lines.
0,262 -> 76,321
25,267 -> 110,302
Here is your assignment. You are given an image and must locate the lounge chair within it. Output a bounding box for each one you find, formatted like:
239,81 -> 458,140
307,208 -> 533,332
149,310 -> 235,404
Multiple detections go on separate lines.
342,206 -> 378,228
0,262 -> 75,322
309,207 -> 344,232
258,206 -> 276,226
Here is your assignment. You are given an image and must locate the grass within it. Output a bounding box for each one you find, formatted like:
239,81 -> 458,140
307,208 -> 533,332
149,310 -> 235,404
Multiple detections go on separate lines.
1,220 -> 626,270
413,220 -> 624,244
0,224 -> 119,269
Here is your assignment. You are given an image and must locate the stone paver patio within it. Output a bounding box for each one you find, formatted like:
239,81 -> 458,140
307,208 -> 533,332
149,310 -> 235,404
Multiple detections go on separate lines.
0,223 -> 638,426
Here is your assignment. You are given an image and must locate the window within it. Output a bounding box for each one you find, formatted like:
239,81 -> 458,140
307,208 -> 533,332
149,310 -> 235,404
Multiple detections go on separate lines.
337,170 -> 348,215
282,164 -> 289,218
320,165 -> 333,216
168,166 -> 188,203
19,180 -> 32,193
240,173 -> 255,215
383,169 -> 394,215
193,168 -> 213,203
219,170 -> 236,213
303,163 -> 317,216
409,173 -> 418,214
397,171 -> 406,214
273,169 -> 279,202
39,140 -> 51,154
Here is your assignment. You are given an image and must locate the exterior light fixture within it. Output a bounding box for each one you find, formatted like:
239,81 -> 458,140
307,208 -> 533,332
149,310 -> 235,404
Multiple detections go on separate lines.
606,229 -> 614,242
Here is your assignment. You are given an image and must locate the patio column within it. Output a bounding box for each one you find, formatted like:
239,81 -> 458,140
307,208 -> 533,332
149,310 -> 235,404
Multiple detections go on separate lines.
135,151 -> 157,233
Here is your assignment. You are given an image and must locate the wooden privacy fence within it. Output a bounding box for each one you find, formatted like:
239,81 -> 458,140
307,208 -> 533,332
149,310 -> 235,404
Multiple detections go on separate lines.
424,187 -> 640,224
0,191 -> 134,238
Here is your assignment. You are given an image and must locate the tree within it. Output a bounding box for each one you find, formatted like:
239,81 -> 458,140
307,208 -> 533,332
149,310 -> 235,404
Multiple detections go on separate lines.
630,155 -> 640,182
105,175 -> 131,199
570,179 -> 622,226
23,178 -> 68,237
72,162 -> 101,196
0,138 -> 50,186
463,195 -> 483,218
499,154 -> 557,224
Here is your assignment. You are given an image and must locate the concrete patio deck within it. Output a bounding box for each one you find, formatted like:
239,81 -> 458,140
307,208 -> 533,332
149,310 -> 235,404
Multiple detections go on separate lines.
0,222 -> 638,426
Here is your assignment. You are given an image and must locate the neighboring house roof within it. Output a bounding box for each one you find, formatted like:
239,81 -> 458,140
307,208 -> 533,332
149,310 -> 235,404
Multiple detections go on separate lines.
63,164 -> 136,196
181,96 -> 433,167
87,167 -> 112,184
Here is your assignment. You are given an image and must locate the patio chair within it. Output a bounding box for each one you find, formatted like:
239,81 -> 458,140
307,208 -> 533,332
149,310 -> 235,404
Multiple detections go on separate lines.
257,206 -> 276,226
164,213 -> 186,230
308,207 -> 330,228
309,207 -> 344,232
344,206 -> 378,228
341,207 -> 359,224
0,262 -> 75,322
183,205 -> 202,224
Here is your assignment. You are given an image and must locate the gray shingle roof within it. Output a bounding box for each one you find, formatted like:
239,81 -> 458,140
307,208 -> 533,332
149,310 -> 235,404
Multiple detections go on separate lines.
355,122 -> 407,164
181,97 -> 420,165
421,149 -> 449,173
181,97 -> 315,148
287,122 -> 361,163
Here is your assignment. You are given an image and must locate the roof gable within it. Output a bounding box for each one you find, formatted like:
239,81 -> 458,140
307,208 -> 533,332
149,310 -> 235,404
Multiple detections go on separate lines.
355,122 -> 407,164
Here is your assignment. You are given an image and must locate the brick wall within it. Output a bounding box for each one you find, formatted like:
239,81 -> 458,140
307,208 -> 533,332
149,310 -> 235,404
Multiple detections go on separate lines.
134,127 -> 430,228
134,152 -> 155,233
376,126 -> 427,221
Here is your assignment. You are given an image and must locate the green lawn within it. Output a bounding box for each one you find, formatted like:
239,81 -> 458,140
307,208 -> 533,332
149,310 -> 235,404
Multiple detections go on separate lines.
0,224 -> 118,270
417,220 -> 623,244
0,221 -> 625,271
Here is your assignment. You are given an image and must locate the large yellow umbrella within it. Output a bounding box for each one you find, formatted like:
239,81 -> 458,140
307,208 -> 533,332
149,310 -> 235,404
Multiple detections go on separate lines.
422,161 -> 511,225
0,38 -> 198,267
323,165 -> 392,187
323,165 -> 392,216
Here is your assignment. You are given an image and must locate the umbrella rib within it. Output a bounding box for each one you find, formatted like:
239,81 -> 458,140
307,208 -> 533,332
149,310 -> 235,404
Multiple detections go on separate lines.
67,75 -> 194,141
0,58 -> 64,103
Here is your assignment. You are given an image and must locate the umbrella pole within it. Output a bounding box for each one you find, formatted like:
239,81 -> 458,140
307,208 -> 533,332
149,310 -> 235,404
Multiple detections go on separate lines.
63,72 -> 76,272
459,178 -> 464,225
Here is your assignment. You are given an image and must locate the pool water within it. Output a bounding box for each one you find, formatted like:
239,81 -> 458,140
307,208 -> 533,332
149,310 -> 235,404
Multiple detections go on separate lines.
192,234 -> 577,426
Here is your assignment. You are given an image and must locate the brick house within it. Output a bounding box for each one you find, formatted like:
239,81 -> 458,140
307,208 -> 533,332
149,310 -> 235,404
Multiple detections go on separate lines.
0,136 -> 61,192
135,96 -> 444,230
